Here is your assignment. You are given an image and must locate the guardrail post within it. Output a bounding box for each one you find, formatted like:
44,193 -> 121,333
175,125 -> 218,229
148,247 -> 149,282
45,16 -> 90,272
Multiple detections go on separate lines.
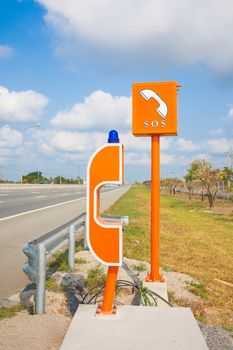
68,224 -> 75,271
36,244 -> 46,315
83,216 -> 88,250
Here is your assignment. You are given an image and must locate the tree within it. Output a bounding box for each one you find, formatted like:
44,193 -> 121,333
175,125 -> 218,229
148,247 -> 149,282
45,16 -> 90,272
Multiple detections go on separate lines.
185,159 -> 211,201
143,180 -> 151,188
185,180 -> 198,201
186,159 -> 223,207
222,167 -> 233,189
22,171 -> 47,184
201,166 -> 223,207
53,175 -> 83,184
161,177 -> 183,195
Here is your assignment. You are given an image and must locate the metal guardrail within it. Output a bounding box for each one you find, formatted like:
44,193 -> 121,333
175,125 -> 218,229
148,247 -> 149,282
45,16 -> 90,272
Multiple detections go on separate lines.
23,212 -> 129,314
23,212 -> 86,314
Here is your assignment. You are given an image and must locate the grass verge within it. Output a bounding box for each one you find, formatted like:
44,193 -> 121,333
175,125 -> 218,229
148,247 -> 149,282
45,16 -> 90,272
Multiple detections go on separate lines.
107,185 -> 233,330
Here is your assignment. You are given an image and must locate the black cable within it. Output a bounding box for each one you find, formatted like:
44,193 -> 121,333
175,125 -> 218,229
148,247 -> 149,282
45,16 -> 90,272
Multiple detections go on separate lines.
143,289 -> 158,306
82,283 -> 105,303
86,286 -> 105,304
144,288 -> 173,307
82,279 -> 173,307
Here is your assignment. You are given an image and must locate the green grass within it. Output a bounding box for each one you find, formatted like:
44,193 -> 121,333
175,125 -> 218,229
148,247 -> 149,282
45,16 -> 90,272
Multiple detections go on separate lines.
106,186 -> 151,261
85,266 -> 106,294
188,281 -> 208,299
107,185 -> 233,330
75,244 -> 83,253
47,238 -> 85,272
47,250 -> 70,272
46,277 -> 61,291
0,305 -> 25,320
132,262 -> 147,272
75,257 -> 87,264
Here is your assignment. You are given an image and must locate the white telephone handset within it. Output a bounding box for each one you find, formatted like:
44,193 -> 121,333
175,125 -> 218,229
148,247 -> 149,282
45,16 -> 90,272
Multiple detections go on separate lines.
140,89 -> 168,119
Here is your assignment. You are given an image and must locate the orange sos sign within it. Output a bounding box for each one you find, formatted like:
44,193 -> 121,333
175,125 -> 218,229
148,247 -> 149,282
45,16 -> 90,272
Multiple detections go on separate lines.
132,81 -> 179,136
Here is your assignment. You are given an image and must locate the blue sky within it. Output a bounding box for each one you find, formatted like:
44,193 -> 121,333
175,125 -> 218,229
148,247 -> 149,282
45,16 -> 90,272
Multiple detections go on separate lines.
0,0 -> 233,182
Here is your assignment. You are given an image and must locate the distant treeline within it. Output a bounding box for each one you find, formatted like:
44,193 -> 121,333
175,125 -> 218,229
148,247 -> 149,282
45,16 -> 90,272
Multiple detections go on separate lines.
141,159 -> 233,208
21,171 -> 83,184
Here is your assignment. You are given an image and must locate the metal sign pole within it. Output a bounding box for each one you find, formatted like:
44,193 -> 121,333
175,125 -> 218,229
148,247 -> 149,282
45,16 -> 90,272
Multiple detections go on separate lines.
147,135 -> 164,282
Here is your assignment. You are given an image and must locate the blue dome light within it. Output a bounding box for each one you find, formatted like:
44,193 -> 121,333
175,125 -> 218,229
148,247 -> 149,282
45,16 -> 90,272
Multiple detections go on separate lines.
108,130 -> 119,143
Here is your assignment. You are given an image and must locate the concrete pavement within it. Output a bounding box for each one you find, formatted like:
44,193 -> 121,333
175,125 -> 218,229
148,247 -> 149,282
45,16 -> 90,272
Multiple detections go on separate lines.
0,186 -> 129,297
60,305 -> 208,350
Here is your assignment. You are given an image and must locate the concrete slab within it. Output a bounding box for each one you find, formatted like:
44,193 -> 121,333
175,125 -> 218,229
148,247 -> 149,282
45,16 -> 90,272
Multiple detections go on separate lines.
60,305 -> 208,350
143,280 -> 169,307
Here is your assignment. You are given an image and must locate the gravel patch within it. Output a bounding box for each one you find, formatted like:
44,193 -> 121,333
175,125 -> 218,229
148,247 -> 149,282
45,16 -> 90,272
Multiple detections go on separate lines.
199,322 -> 233,350
164,271 -> 200,302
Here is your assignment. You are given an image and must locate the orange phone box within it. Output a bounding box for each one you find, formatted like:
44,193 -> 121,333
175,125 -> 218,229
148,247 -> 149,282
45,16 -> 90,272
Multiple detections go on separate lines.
132,81 -> 178,136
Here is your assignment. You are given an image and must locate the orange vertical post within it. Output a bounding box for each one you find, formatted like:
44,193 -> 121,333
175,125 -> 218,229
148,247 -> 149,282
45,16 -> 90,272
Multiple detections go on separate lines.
101,266 -> 118,314
147,135 -> 164,282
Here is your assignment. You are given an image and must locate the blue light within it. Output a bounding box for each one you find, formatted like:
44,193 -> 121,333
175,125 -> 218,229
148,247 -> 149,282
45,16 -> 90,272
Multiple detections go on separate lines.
108,130 -> 120,143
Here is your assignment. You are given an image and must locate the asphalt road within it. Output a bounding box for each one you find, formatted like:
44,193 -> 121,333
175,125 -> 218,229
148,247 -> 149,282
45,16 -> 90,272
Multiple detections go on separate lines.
0,185 -> 116,220
0,186 -> 86,219
0,186 -> 129,297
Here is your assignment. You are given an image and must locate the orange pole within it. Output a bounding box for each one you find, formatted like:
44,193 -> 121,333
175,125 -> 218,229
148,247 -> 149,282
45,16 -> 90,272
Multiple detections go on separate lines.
101,266 -> 118,314
148,135 -> 164,282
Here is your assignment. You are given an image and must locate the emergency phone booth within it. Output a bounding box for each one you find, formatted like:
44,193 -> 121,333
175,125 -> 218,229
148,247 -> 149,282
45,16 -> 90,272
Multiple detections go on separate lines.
86,130 -> 124,314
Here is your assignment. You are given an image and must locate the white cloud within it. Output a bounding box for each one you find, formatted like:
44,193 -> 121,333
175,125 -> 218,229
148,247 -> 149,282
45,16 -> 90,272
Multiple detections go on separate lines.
121,133 -> 150,152
0,86 -> 48,122
122,133 -> 172,152
35,128 -> 172,158
39,142 -> 54,155
35,129 -> 106,154
50,90 -> 131,130
161,153 -> 175,165
0,45 -> 13,59
227,106 -> 233,121
37,0 -> 233,74
176,137 -> 232,154
177,138 -> 199,152
205,138 -> 229,153
125,152 -> 150,166
0,126 -> 22,148
51,131 -> 106,152
208,128 -> 224,136
193,153 -> 210,161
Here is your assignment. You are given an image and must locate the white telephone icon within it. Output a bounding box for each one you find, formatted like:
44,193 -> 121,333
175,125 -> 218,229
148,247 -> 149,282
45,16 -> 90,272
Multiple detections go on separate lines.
140,89 -> 168,119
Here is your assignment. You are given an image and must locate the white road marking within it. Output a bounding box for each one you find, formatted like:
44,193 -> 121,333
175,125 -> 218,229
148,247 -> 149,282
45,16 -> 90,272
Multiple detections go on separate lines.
0,196 -> 86,222
35,195 -> 46,199
0,194 -> 8,196
0,200 -> 5,203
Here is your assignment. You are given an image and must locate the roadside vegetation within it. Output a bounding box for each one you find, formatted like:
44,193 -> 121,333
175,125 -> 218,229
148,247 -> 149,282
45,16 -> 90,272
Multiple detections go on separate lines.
0,305 -> 25,320
85,266 -> 106,294
161,159 -> 233,208
106,185 -> 233,331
